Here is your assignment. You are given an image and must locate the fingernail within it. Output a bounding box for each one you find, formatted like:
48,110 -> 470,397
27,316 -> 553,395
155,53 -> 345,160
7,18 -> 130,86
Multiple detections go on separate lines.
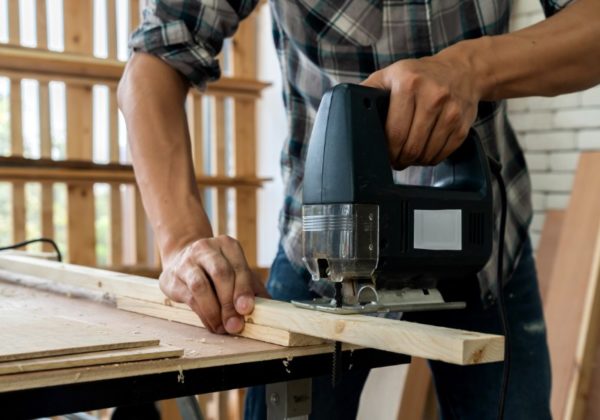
216,324 -> 226,334
225,316 -> 243,333
236,295 -> 254,313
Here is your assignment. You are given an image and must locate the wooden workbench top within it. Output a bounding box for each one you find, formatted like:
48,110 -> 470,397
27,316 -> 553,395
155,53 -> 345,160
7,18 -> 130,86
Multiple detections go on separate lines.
0,280 -> 341,393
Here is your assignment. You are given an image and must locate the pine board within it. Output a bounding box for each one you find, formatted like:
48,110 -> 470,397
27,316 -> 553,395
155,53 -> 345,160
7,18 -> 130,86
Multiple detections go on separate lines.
248,298 -> 504,366
0,345 -> 182,375
0,255 -> 322,347
0,309 -> 159,362
543,152 -> 600,420
117,296 -> 323,347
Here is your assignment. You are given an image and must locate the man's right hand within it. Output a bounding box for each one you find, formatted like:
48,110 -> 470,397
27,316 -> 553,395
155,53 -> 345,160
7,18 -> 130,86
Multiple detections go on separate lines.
159,235 -> 269,335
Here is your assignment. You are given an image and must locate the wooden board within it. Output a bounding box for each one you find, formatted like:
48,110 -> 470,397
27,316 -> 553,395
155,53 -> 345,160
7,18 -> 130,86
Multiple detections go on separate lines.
536,210 -> 566,299
0,256 -> 320,347
0,345 -> 182,375
117,296 -> 322,347
247,298 -> 503,366
0,280 -> 356,393
0,309 -> 159,362
543,152 -> 600,420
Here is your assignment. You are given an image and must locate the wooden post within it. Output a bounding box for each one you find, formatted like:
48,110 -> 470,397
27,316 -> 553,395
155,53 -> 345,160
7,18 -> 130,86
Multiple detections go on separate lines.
63,0 -> 96,265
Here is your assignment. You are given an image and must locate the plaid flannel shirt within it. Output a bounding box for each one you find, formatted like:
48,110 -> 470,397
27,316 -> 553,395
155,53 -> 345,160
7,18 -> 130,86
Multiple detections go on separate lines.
131,0 -> 572,302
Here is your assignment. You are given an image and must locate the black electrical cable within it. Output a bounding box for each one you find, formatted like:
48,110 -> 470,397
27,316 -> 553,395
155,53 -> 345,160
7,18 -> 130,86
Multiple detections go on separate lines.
488,157 -> 510,420
0,237 -> 63,262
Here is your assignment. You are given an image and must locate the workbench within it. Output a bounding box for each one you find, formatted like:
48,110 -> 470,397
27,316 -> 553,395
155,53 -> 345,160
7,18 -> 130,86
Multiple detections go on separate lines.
0,279 -> 407,419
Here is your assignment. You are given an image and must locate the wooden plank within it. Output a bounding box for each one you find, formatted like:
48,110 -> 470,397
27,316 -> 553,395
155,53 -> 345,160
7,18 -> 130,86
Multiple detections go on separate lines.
0,310 -> 159,362
0,46 -> 270,96
0,256 -> 320,347
117,296 -> 322,347
109,88 -> 123,266
234,99 -> 257,265
396,358 -> 433,420
213,97 -> 228,235
0,156 -> 269,186
9,78 -> 26,244
232,16 -> 258,267
36,0 -> 48,49
536,210 -> 566,300
0,255 -> 503,364
0,345 -> 182,375
134,189 -> 148,264
130,0 -> 141,32
248,298 -> 504,365
8,0 -> 20,45
543,153 -> 600,419
39,81 -> 54,251
64,0 -> 95,266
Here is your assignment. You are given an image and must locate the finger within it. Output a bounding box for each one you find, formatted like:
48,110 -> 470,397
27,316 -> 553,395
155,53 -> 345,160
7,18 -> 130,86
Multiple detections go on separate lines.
196,248 -> 242,334
419,103 -> 461,165
363,70 -> 416,165
395,99 -> 438,169
386,91 -> 415,164
179,264 -> 225,334
219,236 -> 256,315
430,124 -> 470,165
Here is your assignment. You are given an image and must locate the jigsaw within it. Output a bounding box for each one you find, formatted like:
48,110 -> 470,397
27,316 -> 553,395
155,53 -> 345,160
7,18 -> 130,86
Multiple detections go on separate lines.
293,84 -> 494,315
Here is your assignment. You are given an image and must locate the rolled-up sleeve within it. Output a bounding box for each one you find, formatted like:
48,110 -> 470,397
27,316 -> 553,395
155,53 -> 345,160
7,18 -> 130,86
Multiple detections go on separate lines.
539,0 -> 574,17
129,0 -> 260,90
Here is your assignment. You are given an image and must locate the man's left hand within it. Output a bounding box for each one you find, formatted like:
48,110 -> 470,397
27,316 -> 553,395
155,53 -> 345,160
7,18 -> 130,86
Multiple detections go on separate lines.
362,53 -> 481,170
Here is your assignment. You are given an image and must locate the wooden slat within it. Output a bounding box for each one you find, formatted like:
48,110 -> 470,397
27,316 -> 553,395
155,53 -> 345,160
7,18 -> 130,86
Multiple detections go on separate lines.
108,88 -> 123,266
213,97 -> 228,235
117,296 -> 323,347
39,80 -> 54,251
36,0 -> 48,49
0,156 -> 270,186
130,0 -> 141,32
0,309 -> 159,362
134,189 -> 148,265
234,99 -> 257,265
233,17 -> 258,266
397,358 -> 434,420
8,0 -> 20,45
536,210 -> 566,299
544,153 -> 600,419
107,0 -> 117,59
63,0 -> 96,266
0,46 -> 270,96
9,79 -> 26,244
0,345 -> 182,375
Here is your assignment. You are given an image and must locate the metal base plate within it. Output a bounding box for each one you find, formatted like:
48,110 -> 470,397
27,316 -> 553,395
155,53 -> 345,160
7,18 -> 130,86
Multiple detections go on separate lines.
292,287 -> 466,315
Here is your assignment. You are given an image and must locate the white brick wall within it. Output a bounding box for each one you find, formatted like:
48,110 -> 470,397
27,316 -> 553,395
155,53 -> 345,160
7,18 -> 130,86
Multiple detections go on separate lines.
508,0 -> 600,248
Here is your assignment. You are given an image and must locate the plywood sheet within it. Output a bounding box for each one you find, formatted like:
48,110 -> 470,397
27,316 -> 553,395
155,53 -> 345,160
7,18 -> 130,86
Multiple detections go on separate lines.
0,309 -> 159,362
0,345 -> 182,375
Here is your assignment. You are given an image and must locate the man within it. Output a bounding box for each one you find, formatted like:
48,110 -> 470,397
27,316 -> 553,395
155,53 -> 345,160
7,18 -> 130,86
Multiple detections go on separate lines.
118,0 -> 600,418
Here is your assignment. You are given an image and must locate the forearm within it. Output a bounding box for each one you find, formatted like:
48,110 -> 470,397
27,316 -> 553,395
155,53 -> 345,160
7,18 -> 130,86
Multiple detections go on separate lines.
118,53 -> 212,263
441,0 -> 600,101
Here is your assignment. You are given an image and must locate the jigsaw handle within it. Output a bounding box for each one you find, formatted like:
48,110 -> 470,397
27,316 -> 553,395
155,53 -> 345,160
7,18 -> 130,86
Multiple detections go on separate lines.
303,83 -> 493,205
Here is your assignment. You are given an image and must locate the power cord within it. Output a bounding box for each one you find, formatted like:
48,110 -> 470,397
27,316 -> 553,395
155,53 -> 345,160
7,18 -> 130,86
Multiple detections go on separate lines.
0,238 -> 63,262
487,157 -> 510,420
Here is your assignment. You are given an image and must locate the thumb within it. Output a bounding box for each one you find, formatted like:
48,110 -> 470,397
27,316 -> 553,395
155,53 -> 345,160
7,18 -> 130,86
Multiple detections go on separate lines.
361,68 -> 388,89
